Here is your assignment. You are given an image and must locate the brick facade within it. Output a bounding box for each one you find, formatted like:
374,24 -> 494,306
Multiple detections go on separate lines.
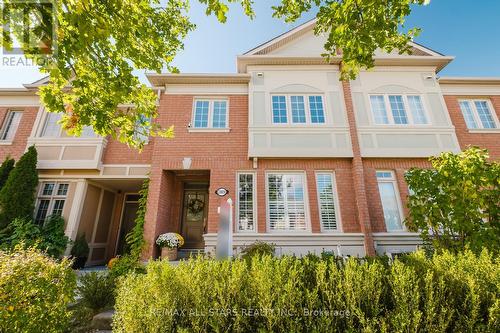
0,107 -> 38,160
1,77 -> 499,261
443,95 -> 500,157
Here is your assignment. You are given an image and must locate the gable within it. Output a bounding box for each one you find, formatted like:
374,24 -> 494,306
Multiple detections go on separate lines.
245,19 -> 442,58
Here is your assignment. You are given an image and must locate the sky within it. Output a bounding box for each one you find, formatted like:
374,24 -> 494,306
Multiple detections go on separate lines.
1,0 -> 499,88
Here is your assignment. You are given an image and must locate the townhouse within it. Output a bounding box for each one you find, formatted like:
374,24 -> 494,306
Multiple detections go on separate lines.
0,20 -> 499,265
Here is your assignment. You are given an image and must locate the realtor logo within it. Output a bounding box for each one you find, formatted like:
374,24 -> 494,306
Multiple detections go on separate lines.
1,0 -> 57,66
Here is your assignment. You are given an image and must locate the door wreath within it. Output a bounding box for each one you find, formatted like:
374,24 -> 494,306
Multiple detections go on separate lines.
187,197 -> 205,215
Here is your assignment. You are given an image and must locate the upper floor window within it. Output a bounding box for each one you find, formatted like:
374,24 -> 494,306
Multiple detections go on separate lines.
0,110 -> 22,141
41,112 -> 61,137
35,182 -> 69,225
41,112 -> 95,137
459,100 -> 498,129
271,95 -> 326,124
133,114 -> 151,144
369,94 -> 429,125
192,99 -> 228,128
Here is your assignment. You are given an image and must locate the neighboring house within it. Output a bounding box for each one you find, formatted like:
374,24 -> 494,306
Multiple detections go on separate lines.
0,20 -> 498,265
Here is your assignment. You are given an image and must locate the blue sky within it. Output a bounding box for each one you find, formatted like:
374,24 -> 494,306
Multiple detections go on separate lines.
1,0 -> 499,87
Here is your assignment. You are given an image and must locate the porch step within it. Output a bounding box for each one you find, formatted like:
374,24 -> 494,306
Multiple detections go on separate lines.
178,248 -> 204,260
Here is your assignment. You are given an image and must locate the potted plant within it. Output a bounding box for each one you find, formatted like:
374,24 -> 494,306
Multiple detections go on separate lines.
156,233 -> 184,261
71,234 -> 89,269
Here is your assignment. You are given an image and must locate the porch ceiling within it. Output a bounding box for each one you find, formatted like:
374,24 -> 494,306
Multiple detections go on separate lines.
90,178 -> 144,192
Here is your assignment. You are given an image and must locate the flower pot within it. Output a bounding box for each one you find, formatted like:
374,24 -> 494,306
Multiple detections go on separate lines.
71,256 -> 87,269
161,247 -> 178,261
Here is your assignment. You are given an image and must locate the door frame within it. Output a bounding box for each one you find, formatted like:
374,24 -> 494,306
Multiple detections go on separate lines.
180,184 -> 209,249
114,192 -> 140,256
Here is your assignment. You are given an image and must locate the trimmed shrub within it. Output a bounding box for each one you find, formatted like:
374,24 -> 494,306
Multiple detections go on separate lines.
240,241 -> 275,262
0,246 -> 76,333
0,146 -> 38,230
0,156 -> 14,191
114,250 -> 499,333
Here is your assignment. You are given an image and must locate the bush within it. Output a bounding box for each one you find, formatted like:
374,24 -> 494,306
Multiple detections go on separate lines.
77,272 -> 116,314
108,254 -> 146,281
40,215 -> 70,257
0,216 -> 69,258
240,241 -> 275,261
0,146 -> 38,230
114,250 -> 499,333
0,246 -> 76,333
70,233 -> 90,258
405,147 -> 500,254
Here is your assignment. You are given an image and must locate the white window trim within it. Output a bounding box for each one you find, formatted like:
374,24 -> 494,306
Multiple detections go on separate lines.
190,97 -> 230,130
35,182 -> 70,224
376,170 -> 406,232
458,99 -> 500,131
0,110 -> 22,143
270,94 -> 328,125
235,171 -> 257,233
368,94 -> 431,126
315,171 -> 343,233
265,171 -> 311,233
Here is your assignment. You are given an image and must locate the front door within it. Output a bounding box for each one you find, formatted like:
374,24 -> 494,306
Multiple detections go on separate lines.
116,195 -> 140,255
181,190 -> 208,249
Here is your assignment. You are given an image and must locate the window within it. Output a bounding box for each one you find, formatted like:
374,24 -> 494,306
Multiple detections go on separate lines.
459,100 -> 498,129
369,94 -> 429,125
316,173 -> 339,231
192,99 -> 228,128
0,111 -> 22,141
309,96 -> 325,123
290,96 -> 306,123
272,95 -> 288,123
41,112 -> 62,137
40,112 -> 95,138
35,182 -> 69,225
271,95 -> 326,124
376,171 -> 404,231
388,95 -> 408,124
213,101 -> 228,128
133,114 -> 151,144
369,95 -> 389,124
407,96 -> 428,124
267,173 -> 307,231
237,173 -> 256,232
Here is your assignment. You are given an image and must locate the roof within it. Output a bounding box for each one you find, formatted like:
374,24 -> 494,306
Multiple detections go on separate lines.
438,77 -> 500,85
146,73 -> 251,86
238,19 -> 453,72
0,87 -> 37,96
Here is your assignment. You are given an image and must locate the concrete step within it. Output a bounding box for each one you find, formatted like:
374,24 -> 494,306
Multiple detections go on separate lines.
91,309 -> 114,331
178,248 -> 204,259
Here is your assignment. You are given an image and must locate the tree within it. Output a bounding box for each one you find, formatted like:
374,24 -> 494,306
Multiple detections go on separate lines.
0,157 -> 15,191
0,146 -> 39,230
404,147 -> 500,254
0,0 -> 429,148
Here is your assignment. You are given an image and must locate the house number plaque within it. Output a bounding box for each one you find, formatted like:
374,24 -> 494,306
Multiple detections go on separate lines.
215,187 -> 229,197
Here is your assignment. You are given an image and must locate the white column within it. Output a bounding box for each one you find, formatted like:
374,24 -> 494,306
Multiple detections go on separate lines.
64,179 -> 87,255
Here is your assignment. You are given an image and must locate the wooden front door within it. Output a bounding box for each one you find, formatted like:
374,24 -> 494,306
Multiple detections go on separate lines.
116,196 -> 140,255
181,190 -> 208,249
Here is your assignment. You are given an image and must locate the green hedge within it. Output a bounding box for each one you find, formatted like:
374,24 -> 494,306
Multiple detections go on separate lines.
114,250 -> 499,333
0,246 -> 76,333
